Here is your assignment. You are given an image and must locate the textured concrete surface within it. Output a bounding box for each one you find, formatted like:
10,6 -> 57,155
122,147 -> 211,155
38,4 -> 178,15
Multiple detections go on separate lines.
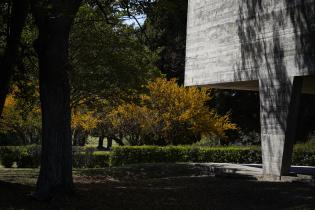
260,77 -> 303,176
185,0 -> 315,88
185,0 -> 315,178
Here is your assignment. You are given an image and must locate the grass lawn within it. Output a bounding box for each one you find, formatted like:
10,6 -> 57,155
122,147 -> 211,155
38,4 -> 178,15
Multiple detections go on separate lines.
0,163 -> 314,210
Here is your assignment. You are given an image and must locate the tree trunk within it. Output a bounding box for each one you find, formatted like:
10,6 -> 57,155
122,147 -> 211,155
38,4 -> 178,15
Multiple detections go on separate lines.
0,0 -> 29,116
72,129 -> 79,146
78,132 -> 88,146
111,136 -> 124,146
106,137 -> 113,150
31,0 -> 81,199
97,135 -> 105,149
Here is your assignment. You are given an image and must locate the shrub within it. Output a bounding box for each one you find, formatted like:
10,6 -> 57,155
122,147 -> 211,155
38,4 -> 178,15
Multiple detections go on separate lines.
1,149 -> 17,168
292,146 -> 315,166
110,146 -> 262,166
16,150 -> 40,168
73,147 -> 95,168
0,145 -> 314,168
73,153 -> 91,168
108,78 -> 237,146
110,145 -> 314,167
72,150 -> 110,168
111,146 -> 187,166
93,152 -> 111,168
15,145 -> 41,168
0,94 -> 41,145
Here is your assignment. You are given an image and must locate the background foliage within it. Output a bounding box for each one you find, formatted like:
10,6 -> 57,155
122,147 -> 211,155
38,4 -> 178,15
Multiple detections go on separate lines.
1,0 -> 315,148
108,78 -> 237,146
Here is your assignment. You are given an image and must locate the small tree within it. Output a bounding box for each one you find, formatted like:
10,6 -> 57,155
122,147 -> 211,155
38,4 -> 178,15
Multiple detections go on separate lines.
0,94 -> 41,145
108,78 -> 237,145
71,108 -> 99,146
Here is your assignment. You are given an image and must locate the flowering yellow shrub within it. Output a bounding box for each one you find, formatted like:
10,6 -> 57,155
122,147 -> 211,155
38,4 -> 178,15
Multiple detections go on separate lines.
71,110 -> 99,132
0,94 -> 41,143
109,78 -> 237,145
108,104 -> 155,145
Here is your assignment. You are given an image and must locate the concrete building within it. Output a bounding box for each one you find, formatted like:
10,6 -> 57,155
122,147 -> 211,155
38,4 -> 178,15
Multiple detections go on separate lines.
185,0 -> 315,179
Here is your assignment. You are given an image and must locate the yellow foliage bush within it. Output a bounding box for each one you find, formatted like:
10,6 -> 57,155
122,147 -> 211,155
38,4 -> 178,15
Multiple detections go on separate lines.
71,108 -> 100,146
0,94 -> 41,143
72,109 -> 99,132
108,78 -> 237,145
108,104 -> 155,145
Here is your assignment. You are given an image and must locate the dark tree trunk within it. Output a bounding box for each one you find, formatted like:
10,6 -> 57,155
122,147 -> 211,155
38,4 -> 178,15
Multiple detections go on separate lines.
106,137 -> 113,150
72,129 -> 79,146
73,129 -> 86,146
97,135 -> 105,149
78,132 -> 88,146
0,0 -> 29,116
31,0 -> 81,200
34,23 -> 73,199
112,136 -> 124,146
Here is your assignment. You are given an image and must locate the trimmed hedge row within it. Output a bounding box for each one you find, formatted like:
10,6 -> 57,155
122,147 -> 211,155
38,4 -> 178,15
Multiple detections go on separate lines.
73,152 -> 110,168
0,146 -> 111,168
0,145 -> 314,168
110,146 -> 262,166
292,147 -> 315,166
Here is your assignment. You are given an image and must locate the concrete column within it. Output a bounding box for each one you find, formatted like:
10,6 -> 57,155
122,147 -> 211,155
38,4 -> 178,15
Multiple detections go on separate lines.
259,76 -> 303,179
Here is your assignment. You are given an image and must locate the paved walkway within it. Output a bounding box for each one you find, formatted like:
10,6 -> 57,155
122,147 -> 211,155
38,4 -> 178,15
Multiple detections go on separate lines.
190,163 -> 315,182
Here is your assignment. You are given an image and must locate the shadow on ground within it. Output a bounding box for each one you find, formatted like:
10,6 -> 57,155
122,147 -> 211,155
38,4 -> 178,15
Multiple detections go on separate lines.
0,164 -> 314,210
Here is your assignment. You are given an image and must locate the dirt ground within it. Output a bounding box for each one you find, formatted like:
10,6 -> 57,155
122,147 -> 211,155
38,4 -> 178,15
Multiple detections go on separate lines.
0,163 -> 314,210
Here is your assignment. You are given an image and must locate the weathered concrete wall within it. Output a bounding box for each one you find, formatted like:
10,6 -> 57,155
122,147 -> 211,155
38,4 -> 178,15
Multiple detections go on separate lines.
185,0 -> 315,88
185,0 -> 315,178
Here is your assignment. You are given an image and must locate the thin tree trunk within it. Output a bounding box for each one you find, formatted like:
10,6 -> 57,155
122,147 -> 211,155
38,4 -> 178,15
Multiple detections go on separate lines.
72,129 -> 79,146
31,0 -> 81,199
97,135 -> 105,149
106,137 -> 113,150
0,0 -> 29,116
78,132 -> 88,146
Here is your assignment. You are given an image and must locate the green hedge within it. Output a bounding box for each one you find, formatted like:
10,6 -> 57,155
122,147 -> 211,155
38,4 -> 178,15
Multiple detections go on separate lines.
73,152 -> 110,168
0,145 -> 314,168
110,146 -> 262,166
0,146 -> 110,168
292,146 -> 315,166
